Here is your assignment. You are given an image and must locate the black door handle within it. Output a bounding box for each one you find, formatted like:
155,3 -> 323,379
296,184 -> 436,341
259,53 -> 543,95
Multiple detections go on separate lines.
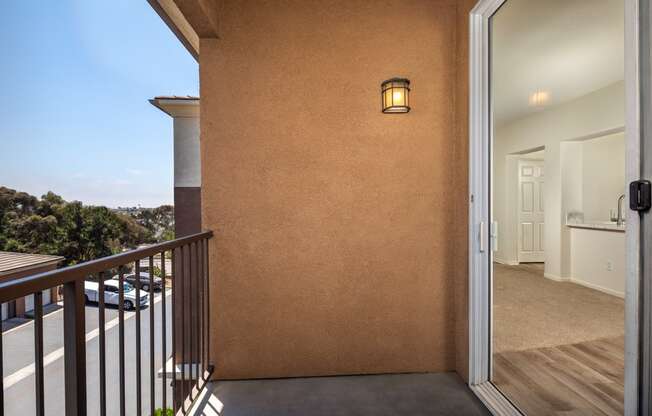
630,180 -> 652,212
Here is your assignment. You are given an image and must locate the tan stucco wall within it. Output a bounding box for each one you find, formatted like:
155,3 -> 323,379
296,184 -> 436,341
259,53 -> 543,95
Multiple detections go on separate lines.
200,0 -> 471,380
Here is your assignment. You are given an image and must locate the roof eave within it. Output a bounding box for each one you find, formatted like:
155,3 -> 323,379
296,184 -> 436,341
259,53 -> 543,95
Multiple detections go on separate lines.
0,258 -> 64,278
149,96 -> 200,118
147,0 -> 200,61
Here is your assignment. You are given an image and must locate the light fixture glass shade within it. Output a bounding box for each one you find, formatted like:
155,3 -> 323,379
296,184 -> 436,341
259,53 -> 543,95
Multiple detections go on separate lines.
381,78 -> 410,113
528,90 -> 550,107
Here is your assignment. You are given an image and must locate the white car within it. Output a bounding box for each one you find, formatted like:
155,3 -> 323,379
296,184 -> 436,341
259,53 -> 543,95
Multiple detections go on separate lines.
84,280 -> 149,310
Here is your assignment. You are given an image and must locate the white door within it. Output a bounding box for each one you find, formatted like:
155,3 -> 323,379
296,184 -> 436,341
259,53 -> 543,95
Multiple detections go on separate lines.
518,160 -> 545,263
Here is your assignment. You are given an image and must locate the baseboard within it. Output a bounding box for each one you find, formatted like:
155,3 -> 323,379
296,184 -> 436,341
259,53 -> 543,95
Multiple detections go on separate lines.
494,258 -> 519,266
543,273 -> 624,298
569,278 -> 625,298
543,273 -> 569,282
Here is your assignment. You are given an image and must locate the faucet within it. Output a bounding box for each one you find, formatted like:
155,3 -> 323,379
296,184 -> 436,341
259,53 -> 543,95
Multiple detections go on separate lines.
617,194 -> 626,226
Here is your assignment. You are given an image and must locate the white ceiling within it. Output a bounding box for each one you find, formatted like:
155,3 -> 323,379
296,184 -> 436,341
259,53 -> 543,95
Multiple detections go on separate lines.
492,0 -> 624,126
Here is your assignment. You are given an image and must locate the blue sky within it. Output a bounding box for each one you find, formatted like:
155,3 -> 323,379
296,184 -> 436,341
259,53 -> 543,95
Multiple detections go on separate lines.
0,1 -> 198,208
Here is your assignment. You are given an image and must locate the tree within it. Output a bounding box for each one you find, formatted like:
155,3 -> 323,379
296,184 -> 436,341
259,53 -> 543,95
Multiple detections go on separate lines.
117,213 -> 154,248
0,187 -> 157,266
131,205 -> 174,242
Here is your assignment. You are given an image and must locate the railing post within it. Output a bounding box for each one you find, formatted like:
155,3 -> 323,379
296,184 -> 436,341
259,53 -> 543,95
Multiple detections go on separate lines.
63,280 -> 86,416
34,291 -> 45,416
204,238 -> 210,368
171,247 -> 178,412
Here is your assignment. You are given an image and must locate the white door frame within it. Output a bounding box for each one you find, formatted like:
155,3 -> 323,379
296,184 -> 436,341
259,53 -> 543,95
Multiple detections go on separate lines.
624,0 -> 642,413
468,0 -> 643,414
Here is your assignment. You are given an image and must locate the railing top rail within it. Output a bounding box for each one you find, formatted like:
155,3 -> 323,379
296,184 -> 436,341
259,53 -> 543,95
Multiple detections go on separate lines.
0,230 -> 213,303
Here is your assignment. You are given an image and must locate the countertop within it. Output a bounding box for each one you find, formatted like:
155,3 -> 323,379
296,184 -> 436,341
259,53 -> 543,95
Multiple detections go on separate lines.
566,221 -> 626,233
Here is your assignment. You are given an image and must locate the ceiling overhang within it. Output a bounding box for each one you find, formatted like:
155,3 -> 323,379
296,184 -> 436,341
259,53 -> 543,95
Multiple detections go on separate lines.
147,0 -> 221,61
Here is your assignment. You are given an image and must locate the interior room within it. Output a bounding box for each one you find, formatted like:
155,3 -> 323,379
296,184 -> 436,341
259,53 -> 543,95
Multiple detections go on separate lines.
490,0 -> 625,414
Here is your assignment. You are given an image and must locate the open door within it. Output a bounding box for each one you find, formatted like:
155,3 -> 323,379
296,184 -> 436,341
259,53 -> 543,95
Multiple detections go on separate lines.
468,0 -> 647,414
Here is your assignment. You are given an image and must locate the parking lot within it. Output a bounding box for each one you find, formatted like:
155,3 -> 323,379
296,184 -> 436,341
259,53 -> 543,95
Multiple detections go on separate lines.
3,291 -> 173,415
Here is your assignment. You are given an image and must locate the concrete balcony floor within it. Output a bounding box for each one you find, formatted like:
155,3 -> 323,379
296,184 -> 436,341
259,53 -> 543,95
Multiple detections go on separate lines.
189,372 -> 490,416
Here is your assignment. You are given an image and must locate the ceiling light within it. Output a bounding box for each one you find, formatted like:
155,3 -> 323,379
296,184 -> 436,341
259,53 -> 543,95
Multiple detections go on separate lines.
529,90 -> 550,107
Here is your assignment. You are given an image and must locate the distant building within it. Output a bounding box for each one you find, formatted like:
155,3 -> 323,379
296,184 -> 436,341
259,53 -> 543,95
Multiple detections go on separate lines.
149,96 -> 201,237
0,252 -> 64,320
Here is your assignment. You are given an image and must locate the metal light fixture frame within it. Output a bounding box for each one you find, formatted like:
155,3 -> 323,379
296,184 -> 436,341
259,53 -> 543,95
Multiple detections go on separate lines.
381,78 -> 411,113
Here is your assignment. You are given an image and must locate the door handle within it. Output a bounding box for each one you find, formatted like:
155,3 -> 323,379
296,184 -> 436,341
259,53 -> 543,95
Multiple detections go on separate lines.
480,221 -> 486,253
630,180 -> 651,212
491,221 -> 499,252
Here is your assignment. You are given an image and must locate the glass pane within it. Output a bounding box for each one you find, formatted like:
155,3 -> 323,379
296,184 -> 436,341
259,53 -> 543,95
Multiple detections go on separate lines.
489,1 -> 625,414
384,88 -> 393,108
392,88 -> 405,106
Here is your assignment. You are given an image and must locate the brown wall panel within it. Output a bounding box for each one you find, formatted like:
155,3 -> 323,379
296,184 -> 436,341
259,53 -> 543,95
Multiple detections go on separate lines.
200,0 -> 468,379
174,186 -> 202,237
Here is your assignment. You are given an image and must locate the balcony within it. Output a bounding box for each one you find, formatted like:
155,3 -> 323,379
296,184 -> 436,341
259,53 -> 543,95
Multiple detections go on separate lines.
0,232 -> 212,415
0,230 -> 490,415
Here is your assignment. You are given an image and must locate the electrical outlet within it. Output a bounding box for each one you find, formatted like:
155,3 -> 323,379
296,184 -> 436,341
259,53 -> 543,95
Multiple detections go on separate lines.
606,261 -> 613,272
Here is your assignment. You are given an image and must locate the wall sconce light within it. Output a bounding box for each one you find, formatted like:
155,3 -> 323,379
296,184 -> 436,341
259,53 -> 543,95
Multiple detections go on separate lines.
381,78 -> 410,113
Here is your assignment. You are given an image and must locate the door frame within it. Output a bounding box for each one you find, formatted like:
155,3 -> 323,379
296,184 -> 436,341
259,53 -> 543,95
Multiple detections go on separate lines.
468,0 -> 644,414
625,0 -> 643,413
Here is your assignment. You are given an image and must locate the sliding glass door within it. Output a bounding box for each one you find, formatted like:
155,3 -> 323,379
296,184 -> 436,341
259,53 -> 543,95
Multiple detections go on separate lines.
468,0 -> 646,414
488,2 -> 627,414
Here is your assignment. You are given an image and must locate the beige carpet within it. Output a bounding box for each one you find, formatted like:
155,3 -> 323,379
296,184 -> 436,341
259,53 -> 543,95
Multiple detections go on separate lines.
493,263 -> 624,353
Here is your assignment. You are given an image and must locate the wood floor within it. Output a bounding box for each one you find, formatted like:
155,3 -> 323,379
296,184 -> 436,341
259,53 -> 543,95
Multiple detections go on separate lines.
493,337 -> 624,416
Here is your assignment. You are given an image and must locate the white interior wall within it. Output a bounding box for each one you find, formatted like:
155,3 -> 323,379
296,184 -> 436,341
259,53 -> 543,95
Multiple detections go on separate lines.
581,133 -> 626,221
493,81 -> 625,278
570,228 -> 626,297
560,142 -> 584,276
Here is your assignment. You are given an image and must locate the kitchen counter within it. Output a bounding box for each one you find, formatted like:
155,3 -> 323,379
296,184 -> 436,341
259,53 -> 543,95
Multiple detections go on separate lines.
566,221 -> 625,233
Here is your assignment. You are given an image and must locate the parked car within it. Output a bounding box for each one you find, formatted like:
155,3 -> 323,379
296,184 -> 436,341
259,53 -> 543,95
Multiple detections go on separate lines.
113,272 -> 163,292
84,280 -> 149,310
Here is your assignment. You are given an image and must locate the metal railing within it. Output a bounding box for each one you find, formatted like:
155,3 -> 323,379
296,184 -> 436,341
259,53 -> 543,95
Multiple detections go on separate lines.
0,231 -> 213,415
